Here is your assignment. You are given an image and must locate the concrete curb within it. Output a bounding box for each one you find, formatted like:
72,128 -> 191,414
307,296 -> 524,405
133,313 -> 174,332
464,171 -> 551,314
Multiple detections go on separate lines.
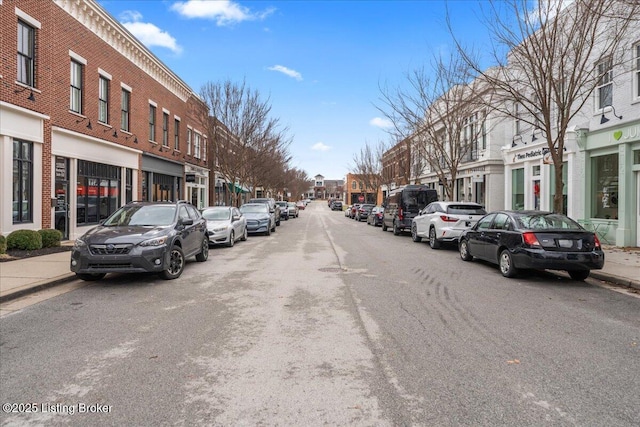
0,273 -> 76,303
590,271 -> 640,291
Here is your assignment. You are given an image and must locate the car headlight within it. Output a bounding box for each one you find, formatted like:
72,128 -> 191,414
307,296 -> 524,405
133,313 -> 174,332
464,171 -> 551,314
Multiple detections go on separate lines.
212,225 -> 228,232
73,238 -> 86,249
139,236 -> 168,247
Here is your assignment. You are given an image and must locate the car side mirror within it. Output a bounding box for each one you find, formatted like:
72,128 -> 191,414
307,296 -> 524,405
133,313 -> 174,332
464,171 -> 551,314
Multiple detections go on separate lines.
232,215 -> 240,222
179,218 -> 194,227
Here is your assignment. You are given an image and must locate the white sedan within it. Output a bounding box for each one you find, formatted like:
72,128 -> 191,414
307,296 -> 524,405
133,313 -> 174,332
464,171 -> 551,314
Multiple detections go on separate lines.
411,201 -> 487,249
201,206 -> 248,247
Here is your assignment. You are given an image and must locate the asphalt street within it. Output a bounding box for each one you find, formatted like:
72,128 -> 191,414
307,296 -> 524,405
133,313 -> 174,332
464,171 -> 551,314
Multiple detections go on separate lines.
1,202 -> 639,426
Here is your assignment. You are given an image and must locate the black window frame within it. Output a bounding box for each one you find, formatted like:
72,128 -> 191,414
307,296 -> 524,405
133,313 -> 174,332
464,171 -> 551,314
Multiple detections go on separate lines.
17,20 -> 36,87
162,112 -> 169,147
121,88 -> 130,132
76,160 -> 121,226
70,59 -> 83,114
149,104 -> 156,142
13,140 -> 33,224
98,75 -> 110,124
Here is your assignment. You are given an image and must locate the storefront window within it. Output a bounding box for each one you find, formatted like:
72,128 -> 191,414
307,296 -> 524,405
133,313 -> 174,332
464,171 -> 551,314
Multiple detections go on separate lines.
13,140 -> 33,223
591,154 -> 618,219
512,168 -> 524,210
549,161 -> 567,215
77,160 -> 121,225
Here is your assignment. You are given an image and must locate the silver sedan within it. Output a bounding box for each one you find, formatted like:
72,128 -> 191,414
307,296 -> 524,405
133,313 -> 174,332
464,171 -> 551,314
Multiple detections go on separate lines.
201,206 -> 248,247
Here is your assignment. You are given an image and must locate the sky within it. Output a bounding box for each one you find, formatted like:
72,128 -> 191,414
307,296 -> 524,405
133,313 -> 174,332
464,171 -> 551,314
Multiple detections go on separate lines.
97,0 -> 494,181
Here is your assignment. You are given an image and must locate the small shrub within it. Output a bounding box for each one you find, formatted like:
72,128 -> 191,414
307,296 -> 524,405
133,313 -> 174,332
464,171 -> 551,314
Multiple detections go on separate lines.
39,228 -> 63,248
0,235 -> 6,254
6,229 -> 43,251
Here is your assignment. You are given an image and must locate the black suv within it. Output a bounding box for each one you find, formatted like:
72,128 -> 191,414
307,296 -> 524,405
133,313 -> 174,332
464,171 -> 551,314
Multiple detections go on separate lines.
70,200 -> 209,281
249,198 -> 281,226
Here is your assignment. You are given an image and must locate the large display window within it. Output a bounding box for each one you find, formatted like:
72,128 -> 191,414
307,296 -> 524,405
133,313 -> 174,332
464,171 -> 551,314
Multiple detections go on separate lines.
591,153 -> 618,219
76,160 -> 121,225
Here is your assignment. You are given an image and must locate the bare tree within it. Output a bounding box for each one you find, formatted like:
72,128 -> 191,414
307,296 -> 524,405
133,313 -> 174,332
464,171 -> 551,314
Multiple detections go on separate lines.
451,0 -> 639,213
199,78 -> 290,206
351,140 -> 387,203
378,50 -> 491,200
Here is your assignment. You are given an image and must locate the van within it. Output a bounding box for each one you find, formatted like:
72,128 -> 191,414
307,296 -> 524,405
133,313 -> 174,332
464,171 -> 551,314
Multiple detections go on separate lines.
382,185 -> 438,235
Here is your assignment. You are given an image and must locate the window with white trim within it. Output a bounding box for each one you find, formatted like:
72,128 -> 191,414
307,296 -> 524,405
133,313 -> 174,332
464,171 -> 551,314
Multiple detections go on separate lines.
634,43 -> 640,101
70,60 -> 83,113
98,75 -> 109,124
194,132 -> 201,159
121,88 -> 130,132
162,112 -> 169,146
595,58 -> 613,110
174,118 -> 180,150
17,20 -> 35,87
187,128 -> 192,155
149,104 -> 156,142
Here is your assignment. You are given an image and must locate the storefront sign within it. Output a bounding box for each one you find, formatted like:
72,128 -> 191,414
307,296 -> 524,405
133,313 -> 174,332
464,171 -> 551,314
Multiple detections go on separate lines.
185,173 -> 196,182
610,125 -> 639,142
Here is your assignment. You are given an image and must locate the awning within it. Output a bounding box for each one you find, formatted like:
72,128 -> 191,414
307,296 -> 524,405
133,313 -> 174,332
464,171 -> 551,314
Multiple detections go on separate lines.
226,183 -> 250,193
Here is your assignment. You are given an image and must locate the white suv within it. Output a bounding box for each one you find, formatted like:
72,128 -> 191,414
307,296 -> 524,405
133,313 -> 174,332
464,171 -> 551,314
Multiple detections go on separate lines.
411,202 -> 486,249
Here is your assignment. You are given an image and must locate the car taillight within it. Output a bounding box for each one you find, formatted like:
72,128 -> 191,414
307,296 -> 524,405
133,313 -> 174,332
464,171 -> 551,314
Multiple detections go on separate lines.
594,235 -> 601,249
522,232 -> 541,247
398,207 -> 403,220
439,215 -> 458,222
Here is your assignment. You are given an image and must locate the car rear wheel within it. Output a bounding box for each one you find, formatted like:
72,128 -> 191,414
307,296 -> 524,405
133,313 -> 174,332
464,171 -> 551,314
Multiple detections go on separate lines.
382,221 -> 388,231
196,238 -> 209,262
499,249 -> 518,278
161,246 -> 185,279
393,221 -> 400,235
429,227 -> 441,249
459,239 -> 473,261
568,270 -> 590,281
411,224 -> 422,242
227,230 -> 235,247
76,273 -> 106,281
241,227 -> 248,241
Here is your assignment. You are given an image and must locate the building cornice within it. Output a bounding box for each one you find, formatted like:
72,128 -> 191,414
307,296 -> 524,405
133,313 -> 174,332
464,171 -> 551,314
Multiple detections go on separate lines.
53,0 -> 194,103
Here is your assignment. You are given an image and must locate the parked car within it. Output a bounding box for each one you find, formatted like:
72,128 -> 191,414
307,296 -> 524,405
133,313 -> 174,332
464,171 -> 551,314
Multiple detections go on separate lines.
248,197 -> 280,226
367,206 -> 384,226
287,202 -> 299,218
330,200 -> 343,211
70,200 -> 209,281
275,201 -> 290,221
344,205 -> 352,217
412,202 -> 487,249
240,203 -> 276,235
458,210 -> 605,280
382,185 -> 438,235
355,204 -> 375,222
296,200 -> 306,210
201,206 -> 247,247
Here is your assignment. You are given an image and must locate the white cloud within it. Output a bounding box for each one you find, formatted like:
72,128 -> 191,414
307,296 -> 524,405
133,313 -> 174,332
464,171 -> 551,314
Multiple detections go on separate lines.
171,1 -> 274,26
311,142 -> 331,152
120,11 -> 182,54
267,65 -> 303,81
370,117 -> 393,129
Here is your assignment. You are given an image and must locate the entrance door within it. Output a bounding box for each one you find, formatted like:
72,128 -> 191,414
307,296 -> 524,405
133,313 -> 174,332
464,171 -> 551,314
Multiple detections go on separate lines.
54,157 -> 69,240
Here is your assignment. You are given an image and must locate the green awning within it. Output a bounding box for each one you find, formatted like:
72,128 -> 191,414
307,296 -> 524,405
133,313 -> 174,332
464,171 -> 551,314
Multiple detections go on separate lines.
226,183 -> 249,193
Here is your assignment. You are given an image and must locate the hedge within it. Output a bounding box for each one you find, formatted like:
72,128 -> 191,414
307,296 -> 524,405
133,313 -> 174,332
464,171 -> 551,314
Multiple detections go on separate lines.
6,229 -> 43,251
39,228 -> 63,248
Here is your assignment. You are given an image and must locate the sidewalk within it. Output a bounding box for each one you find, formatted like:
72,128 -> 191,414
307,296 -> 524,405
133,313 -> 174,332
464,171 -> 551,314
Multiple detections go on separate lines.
0,245 -> 638,303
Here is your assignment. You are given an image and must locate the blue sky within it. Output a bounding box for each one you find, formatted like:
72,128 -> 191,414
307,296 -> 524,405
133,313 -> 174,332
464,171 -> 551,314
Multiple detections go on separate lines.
98,0 -> 492,181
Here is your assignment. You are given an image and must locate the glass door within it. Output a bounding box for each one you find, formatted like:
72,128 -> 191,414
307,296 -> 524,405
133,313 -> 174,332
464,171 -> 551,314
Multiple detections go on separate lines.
54,157 -> 69,240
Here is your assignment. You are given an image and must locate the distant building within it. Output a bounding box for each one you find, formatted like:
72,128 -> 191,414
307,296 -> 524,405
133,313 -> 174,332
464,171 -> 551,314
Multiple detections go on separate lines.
312,174 -> 344,200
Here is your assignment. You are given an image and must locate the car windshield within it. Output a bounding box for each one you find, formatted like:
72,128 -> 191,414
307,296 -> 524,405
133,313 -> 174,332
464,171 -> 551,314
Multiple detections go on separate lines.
202,209 -> 230,220
241,204 -> 268,213
516,213 -> 582,230
447,205 -> 487,215
104,205 -> 176,226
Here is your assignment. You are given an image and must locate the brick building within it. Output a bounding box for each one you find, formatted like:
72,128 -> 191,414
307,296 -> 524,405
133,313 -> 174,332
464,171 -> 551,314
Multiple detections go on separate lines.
1,0 -> 209,241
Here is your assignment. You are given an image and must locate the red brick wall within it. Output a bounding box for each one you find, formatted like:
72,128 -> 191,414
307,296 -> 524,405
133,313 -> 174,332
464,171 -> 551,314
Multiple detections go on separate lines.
1,0 -> 208,229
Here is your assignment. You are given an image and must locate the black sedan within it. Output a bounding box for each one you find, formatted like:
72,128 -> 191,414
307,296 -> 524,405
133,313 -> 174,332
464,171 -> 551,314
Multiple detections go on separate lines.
458,210 -> 605,280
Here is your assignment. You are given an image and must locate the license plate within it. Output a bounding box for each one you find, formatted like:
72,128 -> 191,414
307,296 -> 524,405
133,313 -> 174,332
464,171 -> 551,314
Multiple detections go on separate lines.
558,239 -> 574,248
